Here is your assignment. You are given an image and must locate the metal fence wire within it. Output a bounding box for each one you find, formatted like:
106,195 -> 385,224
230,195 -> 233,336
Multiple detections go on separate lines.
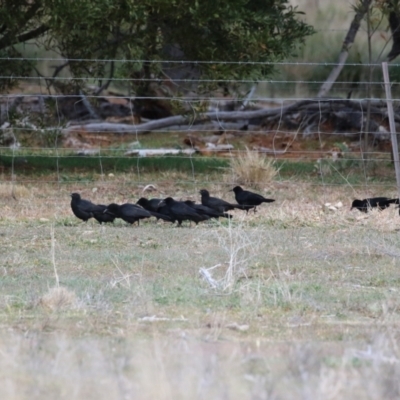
1,57 -> 400,191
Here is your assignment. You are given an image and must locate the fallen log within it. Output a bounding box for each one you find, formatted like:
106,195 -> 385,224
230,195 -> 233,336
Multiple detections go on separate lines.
60,98 -> 400,140
63,104 -> 300,134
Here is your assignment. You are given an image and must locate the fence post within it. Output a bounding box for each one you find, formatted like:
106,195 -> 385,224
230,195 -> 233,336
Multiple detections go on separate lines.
382,62 -> 400,196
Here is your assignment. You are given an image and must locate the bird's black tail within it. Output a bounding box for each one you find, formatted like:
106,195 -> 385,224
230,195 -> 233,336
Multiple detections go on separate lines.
387,198 -> 400,205
262,198 -> 275,203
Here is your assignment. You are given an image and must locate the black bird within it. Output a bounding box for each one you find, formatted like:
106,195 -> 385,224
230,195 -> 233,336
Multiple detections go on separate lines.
70,193 -> 114,224
232,186 -> 275,212
104,203 -> 170,225
135,197 -> 173,222
92,204 -> 116,224
156,202 -> 175,222
199,189 -> 246,213
350,197 -> 399,213
184,200 -> 232,219
136,197 -> 165,212
164,197 -> 210,226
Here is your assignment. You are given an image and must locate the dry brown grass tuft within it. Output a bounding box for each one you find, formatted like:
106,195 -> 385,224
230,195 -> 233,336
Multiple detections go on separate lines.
0,183 -> 31,199
39,286 -> 78,311
227,148 -> 278,188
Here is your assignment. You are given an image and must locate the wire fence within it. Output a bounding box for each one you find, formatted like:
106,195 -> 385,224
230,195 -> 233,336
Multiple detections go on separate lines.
1,57 -> 400,192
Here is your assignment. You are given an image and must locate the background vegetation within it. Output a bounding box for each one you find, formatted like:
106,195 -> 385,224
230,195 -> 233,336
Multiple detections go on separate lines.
260,0 -> 400,98
1,0 -> 313,96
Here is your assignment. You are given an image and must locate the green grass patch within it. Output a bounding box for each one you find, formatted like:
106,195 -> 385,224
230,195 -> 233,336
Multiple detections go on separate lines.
0,154 -> 229,175
1,153 -> 396,186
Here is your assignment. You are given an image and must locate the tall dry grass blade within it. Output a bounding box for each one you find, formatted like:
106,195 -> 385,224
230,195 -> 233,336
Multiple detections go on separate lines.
50,224 -> 60,288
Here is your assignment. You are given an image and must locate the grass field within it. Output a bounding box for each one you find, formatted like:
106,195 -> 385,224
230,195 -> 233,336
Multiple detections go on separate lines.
1,172 -> 400,399
2,2 -> 400,395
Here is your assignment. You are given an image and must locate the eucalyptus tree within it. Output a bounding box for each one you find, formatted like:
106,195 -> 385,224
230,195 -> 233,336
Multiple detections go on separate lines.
0,0 -> 314,94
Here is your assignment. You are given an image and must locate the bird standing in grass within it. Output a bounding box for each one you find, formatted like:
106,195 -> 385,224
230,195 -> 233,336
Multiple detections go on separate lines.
136,197 -> 174,222
200,189 -> 246,213
70,193 -> 115,224
232,186 -> 275,212
184,200 -> 232,220
164,197 -> 210,226
92,205 -> 116,224
136,197 -> 165,212
104,203 -> 171,225
350,197 -> 399,213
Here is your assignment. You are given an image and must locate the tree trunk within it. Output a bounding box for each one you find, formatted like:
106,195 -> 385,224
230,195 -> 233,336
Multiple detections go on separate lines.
317,0 -> 372,98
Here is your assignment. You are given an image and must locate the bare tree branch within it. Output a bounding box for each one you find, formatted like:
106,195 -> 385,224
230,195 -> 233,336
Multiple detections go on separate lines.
317,0 -> 372,98
94,61 -> 115,96
15,24 -> 49,45
51,62 -> 70,79
78,90 -> 99,120
0,2 -> 44,50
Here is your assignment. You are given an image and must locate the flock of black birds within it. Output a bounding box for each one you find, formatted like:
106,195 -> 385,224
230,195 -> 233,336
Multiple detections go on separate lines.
70,186 -> 276,226
70,189 -> 400,227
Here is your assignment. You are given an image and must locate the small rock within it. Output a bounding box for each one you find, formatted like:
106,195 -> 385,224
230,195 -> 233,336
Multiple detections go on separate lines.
226,322 -> 249,332
142,184 -> 157,193
323,203 -> 337,212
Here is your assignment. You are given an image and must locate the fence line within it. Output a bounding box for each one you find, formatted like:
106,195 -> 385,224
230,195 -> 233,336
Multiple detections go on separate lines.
1,76 -> 399,85
2,57 -> 400,67
0,57 -> 399,194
